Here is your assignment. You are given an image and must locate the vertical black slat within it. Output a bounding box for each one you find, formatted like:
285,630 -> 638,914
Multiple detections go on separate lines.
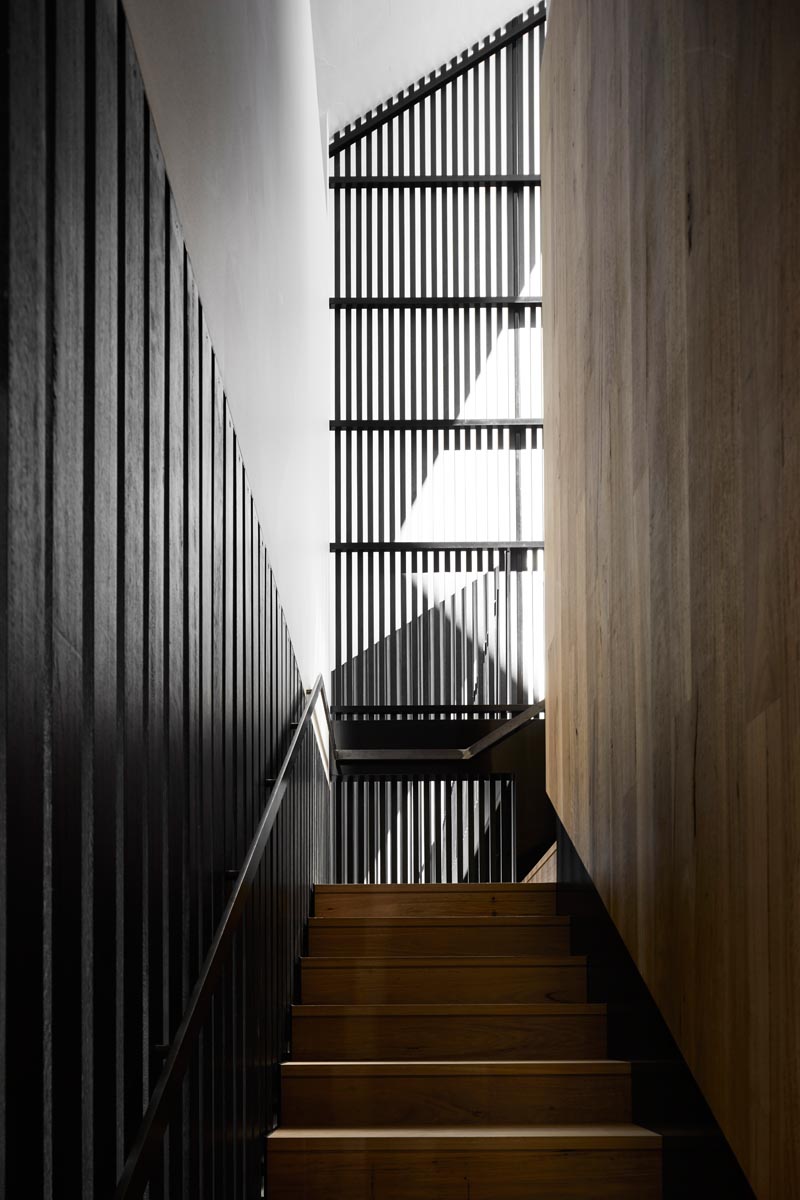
145,112 -> 166,1200
502,777 -> 509,881
375,133 -> 386,705
197,314 -> 214,1193
165,189 -> 185,1200
223,416 -> 236,1191
183,256 -> 201,1198
431,548 -> 441,706
394,779 -> 401,884
247,490 -> 257,1193
364,159 -> 374,709
233,447 -> 245,1191
121,22 -> 146,1165
372,770 -> 380,884
510,45 -> 524,701
5,0 -> 48,1187
210,362 -> 225,1197
449,778 -> 456,884
267,569 -> 278,1122
343,149 -> 353,702
340,777 -> 347,884
254,539 -> 265,1165
450,74 -> 461,427
467,780 -> 475,882
50,0 -> 86,1190
458,780 -> 465,884
340,772 -> 347,888
476,777 -> 483,882
422,543 -> 430,708
352,773 -> 361,884
81,5 -> 99,1190
344,443 -> 352,708
460,60 -> 472,418
333,146 -> 342,301
399,549 -> 408,708
377,778 -> 384,885
419,107 -> 428,428
240,472 -> 251,1190
33,0 -> 82,1190
253,508 -> 262,1190
409,776 -> 417,884
259,546 -> 271,1133
333,149 -> 342,713
89,0 -> 119,1190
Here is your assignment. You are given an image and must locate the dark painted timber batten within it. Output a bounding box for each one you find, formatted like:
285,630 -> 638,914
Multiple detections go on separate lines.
2,3 -> 331,1196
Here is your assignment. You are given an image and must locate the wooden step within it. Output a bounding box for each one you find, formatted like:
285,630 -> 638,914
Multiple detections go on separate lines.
314,883 -> 558,918
290,1002 -> 607,1061
307,915 -> 571,958
281,1060 -> 632,1127
300,955 -> 587,1003
266,1124 -> 662,1198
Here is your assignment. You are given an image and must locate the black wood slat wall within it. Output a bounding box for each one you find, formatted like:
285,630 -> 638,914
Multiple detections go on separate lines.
1,2 -> 330,1196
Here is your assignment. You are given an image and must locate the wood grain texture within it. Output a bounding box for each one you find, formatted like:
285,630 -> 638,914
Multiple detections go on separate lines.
541,2 -> 800,1195
314,883 -> 557,917
280,1060 -> 632,1127
267,1133 -> 661,1199
523,843 -> 557,883
307,914 -> 571,957
300,955 -> 587,1003
290,1002 -> 608,1061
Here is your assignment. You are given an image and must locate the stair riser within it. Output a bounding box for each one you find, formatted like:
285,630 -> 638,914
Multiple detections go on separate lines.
291,1013 -> 607,1061
308,925 -> 571,957
301,964 -> 587,1004
314,892 -> 557,918
267,1147 -> 661,1199
281,1074 -> 632,1127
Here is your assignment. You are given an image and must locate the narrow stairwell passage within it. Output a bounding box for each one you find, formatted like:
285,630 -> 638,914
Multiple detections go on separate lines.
267,883 -> 662,1198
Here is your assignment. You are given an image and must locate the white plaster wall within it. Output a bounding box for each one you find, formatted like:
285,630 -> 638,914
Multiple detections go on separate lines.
311,0 -> 538,131
124,0 -> 330,686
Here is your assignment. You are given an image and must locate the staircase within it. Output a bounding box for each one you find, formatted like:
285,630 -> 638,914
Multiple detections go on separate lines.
267,883 -> 662,1198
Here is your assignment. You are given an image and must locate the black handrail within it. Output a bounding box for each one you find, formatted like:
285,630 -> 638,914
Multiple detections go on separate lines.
334,699 -> 545,763
113,675 -> 334,1199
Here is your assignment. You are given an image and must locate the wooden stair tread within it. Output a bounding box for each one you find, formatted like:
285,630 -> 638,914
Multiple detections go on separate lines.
301,955 -> 586,968
282,1059 -> 631,1076
292,1002 -> 605,1017
268,1123 -> 661,1150
316,884 -> 557,894
309,915 -> 568,928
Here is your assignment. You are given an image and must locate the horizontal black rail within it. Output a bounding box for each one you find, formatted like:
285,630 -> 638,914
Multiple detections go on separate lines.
329,7 -> 547,156
333,703 -> 533,716
113,676 -> 334,1200
329,174 -> 541,189
335,700 -> 545,764
330,296 -> 543,310
330,540 -> 544,553
330,418 -> 543,432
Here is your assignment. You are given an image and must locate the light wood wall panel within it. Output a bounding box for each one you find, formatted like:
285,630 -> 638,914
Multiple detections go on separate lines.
541,2 -> 800,1195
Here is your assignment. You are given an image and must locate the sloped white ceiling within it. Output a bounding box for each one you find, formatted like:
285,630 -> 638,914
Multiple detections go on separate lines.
310,0 -> 533,135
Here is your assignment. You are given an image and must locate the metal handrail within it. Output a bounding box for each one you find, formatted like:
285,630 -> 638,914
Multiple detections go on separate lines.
113,675 -> 334,1200
334,699 -> 545,764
